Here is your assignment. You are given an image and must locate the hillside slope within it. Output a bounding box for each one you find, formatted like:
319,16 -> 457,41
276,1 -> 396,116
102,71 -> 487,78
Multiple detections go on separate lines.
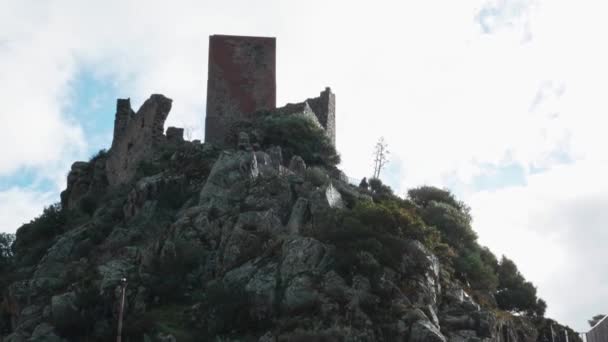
0,95 -> 579,342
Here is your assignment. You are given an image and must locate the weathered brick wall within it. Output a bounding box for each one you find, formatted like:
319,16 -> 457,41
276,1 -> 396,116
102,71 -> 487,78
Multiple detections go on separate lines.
205,35 -> 276,147
106,94 -> 172,187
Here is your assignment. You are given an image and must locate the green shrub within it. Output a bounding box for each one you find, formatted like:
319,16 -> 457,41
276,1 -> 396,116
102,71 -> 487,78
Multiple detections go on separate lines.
495,256 -> 545,316
13,203 -> 66,266
88,149 -> 108,162
408,186 -> 469,213
311,198 -> 440,279
368,178 -> 395,202
256,113 -> 340,167
305,167 -> 329,186
454,248 -> 498,291
79,195 -> 98,216
420,201 -> 476,251
136,160 -> 163,178
203,281 -> 255,335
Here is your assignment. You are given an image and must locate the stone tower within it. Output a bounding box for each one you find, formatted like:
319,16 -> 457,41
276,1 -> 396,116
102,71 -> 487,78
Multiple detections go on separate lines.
205,34 -> 276,146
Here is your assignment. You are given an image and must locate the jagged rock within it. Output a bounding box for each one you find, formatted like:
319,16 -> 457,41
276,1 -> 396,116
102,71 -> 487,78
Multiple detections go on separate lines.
474,310 -> 496,337
222,227 -> 264,271
423,304 -> 440,328
325,183 -> 345,209
97,258 -> 135,292
245,262 -> 279,320
236,209 -> 283,235
322,271 -> 348,302
2,92 -> 564,342
446,329 -> 478,342
280,237 -> 329,282
287,197 -> 310,234
123,173 -> 186,219
282,274 -> 319,313
156,333 -> 177,342
16,305 -> 43,333
288,155 -> 307,175
200,151 -> 259,216
60,155 -> 108,211
399,240 -> 441,305
29,323 -> 64,342
267,146 -> 283,168
409,320 -> 447,342
3,333 -> 27,342
238,131 -> 252,151
50,292 -> 79,331
309,182 -> 345,215
258,331 -> 274,342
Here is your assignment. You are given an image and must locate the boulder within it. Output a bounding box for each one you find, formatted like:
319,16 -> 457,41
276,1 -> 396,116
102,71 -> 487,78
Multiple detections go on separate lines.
282,274 -> 319,314
288,155 -> 307,175
287,198 -> 310,234
50,292 -> 80,331
280,237 -> 329,282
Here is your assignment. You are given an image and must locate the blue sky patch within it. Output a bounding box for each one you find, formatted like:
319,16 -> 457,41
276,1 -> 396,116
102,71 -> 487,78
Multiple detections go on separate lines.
471,162 -> 527,192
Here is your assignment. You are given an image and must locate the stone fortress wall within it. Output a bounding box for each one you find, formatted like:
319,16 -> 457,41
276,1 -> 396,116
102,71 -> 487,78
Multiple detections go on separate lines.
205,35 -> 276,147
105,94 -> 175,187
204,34 -> 336,147
67,34 -> 335,192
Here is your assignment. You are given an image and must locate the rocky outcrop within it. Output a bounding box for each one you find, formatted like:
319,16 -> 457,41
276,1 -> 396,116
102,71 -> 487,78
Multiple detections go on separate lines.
2,95 -> 568,341
60,155 -> 108,212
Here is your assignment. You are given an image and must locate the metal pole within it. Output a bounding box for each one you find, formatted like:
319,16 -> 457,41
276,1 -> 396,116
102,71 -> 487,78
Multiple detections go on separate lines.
117,278 -> 127,342
564,329 -> 569,342
550,324 -> 555,342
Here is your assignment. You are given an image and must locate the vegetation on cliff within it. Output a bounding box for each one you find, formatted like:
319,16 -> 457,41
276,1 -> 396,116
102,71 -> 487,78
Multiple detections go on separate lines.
0,112 -> 579,341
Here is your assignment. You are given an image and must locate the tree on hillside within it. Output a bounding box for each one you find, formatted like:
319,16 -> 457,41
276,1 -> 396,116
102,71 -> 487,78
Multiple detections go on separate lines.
495,256 -> 545,316
0,233 -> 14,270
372,137 -> 389,179
589,314 -> 606,327
407,185 -> 470,214
420,201 -> 476,251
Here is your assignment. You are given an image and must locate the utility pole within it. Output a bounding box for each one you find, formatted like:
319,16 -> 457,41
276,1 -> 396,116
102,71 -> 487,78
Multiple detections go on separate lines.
117,278 -> 127,342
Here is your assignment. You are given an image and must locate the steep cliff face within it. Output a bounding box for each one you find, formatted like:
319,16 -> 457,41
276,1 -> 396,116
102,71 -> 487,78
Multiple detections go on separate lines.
0,95 -> 578,342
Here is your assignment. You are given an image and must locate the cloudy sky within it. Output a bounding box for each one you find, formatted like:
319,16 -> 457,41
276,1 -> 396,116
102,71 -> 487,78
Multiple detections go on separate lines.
1,0 -> 606,331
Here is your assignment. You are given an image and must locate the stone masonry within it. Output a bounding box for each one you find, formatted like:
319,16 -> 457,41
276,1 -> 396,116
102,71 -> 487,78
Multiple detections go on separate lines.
205,34 -> 336,147
274,87 -> 336,146
205,34 -> 276,147
105,94 -> 173,187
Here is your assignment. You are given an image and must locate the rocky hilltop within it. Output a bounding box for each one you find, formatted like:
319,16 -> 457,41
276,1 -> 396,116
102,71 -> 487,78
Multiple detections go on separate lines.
0,95 -> 579,341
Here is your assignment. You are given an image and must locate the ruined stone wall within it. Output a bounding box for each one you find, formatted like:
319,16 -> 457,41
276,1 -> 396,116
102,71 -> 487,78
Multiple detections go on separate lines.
304,87 -> 336,146
274,87 -> 336,145
205,35 -> 276,147
106,94 -> 172,187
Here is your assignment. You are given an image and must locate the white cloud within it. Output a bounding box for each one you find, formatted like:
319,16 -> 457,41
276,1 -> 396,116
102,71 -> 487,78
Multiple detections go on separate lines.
469,160 -> 608,330
0,188 -> 56,233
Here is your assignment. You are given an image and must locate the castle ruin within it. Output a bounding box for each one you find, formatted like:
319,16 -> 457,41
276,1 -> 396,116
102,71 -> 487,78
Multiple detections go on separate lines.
105,94 -> 176,187
204,34 -> 336,147
98,34 -> 335,188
